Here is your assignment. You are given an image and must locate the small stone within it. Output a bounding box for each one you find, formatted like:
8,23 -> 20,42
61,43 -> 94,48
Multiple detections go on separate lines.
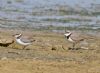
51,47 -> 56,50
1,57 -> 8,60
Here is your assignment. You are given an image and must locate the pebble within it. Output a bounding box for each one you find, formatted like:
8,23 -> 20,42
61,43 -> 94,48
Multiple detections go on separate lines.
1,57 -> 8,60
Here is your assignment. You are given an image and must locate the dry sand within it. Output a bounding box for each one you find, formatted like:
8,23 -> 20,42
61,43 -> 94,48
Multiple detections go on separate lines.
0,29 -> 99,73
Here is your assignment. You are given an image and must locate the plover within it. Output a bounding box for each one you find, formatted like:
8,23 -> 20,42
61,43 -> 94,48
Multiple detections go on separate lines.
64,31 -> 88,50
13,34 -> 35,49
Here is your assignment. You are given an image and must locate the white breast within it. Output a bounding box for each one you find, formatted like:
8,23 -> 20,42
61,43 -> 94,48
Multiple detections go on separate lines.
68,37 -> 74,43
16,39 -> 31,46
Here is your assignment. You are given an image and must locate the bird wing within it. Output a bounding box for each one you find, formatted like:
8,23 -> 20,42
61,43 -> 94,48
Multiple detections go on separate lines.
20,37 -> 32,43
69,31 -> 95,43
70,32 -> 84,43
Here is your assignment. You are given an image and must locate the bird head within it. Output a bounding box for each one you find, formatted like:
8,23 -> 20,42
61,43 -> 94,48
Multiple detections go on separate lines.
64,31 -> 72,37
13,34 -> 22,38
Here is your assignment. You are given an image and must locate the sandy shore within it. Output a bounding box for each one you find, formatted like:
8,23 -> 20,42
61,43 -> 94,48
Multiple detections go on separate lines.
0,29 -> 99,73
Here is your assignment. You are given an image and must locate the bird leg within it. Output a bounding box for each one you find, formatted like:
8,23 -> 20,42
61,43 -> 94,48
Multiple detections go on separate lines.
22,46 -> 26,49
68,43 -> 76,50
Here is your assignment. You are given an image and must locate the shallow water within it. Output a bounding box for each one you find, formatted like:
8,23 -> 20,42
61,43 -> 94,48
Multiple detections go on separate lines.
0,0 -> 100,30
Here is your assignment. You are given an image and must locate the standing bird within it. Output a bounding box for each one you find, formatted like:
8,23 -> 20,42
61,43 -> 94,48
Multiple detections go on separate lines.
64,31 -> 86,50
13,34 -> 35,49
